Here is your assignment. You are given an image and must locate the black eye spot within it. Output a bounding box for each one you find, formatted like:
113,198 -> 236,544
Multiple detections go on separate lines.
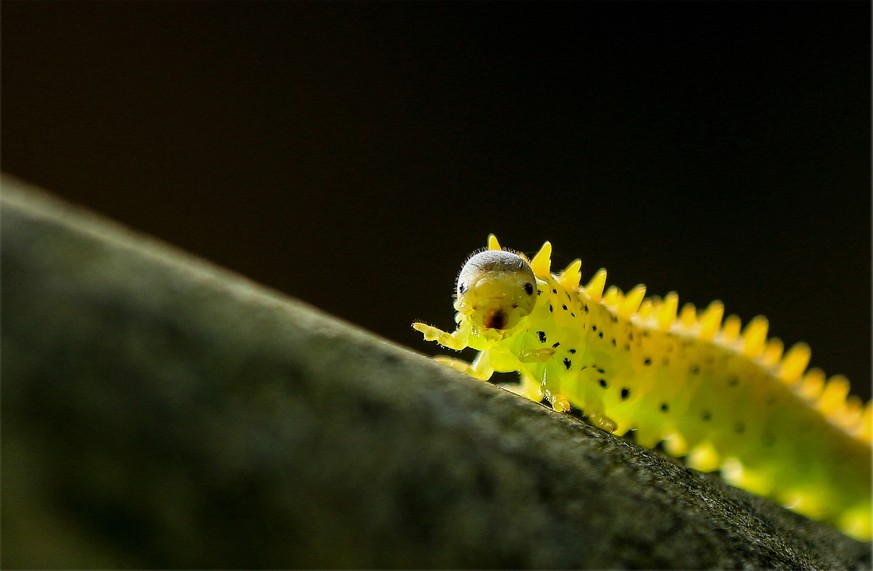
459,282 -> 468,294
524,282 -> 534,295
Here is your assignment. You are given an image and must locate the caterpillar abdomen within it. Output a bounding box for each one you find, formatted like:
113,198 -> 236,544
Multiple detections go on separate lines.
413,235 -> 871,540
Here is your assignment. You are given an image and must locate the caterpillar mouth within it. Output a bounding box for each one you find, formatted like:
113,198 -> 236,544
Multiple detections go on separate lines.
482,308 -> 508,330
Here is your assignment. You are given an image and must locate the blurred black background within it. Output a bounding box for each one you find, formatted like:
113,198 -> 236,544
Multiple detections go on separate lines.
3,1 -> 870,399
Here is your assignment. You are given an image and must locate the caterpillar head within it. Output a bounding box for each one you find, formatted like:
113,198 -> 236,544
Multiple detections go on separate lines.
454,249 -> 538,336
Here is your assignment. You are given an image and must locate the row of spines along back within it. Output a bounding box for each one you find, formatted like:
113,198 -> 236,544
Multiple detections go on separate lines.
514,239 -> 871,445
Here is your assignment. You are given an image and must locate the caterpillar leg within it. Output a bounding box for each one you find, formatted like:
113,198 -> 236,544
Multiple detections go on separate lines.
498,372 -> 544,402
550,393 -> 573,413
434,350 -> 494,381
541,386 -> 573,413
518,348 -> 556,363
586,411 -> 618,432
412,322 -> 470,351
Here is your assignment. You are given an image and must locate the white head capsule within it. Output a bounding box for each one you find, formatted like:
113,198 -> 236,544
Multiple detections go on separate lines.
455,250 -> 538,332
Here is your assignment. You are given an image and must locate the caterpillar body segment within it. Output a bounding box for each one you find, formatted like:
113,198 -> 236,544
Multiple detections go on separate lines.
412,235 -> 872,541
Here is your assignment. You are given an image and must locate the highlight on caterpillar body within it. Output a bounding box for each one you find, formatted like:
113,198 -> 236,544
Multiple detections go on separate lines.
412,235 -> 872,541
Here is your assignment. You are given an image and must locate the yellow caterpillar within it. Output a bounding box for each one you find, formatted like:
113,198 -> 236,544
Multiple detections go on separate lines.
413,235 -> 871,540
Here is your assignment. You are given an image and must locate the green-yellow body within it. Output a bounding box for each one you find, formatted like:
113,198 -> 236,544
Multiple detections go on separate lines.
413,235 -> 872,541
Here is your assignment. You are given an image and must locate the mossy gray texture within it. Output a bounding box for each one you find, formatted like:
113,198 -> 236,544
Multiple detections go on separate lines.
1,175 -> 870,570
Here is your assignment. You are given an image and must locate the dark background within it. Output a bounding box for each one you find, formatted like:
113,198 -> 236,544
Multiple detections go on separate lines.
3,1 -> 870,399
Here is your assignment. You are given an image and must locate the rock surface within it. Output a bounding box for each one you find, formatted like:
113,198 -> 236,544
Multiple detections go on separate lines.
2,174 -> 870,569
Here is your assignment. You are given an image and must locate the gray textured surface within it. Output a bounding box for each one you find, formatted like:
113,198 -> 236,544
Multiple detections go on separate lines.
2,174 -> 870,569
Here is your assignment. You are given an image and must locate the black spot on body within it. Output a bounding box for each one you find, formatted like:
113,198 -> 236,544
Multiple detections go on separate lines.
562,304 -> 568,311
599,379 -> 608,388
660,402 -> 669,412
702,410 -> 711,421
563,358 -> 572,370
568,349 -> 576,354
552,342 -> 561,348
690,365 -> 700,375
549,304 -> 553,313
537,331 -> 547,343
598,332 -> 604,339
592,325 -> 598,332
620,388 -> 630,400
643,357 -> 652,366
584,304 -> 589,313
